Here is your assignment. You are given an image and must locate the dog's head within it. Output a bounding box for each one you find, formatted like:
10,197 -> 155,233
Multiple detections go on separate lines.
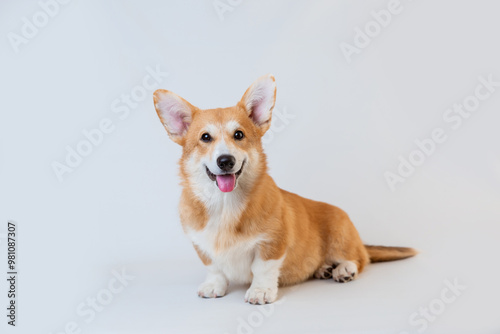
153,75 -> 276,197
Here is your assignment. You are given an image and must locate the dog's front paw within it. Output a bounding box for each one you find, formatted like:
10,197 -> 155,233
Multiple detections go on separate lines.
197,281 -> 227,298
245,287 -> 278,305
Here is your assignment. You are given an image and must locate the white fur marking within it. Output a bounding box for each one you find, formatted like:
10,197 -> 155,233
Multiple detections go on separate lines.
188,227 -> 266,284
225,120 -> 241,133
202,123 -> 218,137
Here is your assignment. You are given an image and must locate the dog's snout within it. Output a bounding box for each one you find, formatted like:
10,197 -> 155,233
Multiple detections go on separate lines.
217,155 -> 236,172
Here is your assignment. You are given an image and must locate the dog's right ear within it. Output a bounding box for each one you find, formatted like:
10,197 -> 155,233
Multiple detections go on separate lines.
239,74 -> 277,135
153,89 -> 197,145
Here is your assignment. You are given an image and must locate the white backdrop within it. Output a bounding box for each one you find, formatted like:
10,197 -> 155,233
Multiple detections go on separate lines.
1,1 -> 500,333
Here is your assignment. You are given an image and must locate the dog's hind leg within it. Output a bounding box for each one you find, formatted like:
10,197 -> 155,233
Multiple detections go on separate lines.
321,207 -> 370,283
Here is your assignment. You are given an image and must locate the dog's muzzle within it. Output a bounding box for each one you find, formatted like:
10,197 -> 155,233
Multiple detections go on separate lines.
205,160 -> 245,192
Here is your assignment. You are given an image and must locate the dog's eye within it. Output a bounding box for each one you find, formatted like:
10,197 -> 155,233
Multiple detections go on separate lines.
201,133 -> 212,142
234,131 -> 244,140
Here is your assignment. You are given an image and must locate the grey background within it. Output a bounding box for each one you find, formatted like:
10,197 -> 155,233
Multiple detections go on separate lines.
1,0 -> 499,333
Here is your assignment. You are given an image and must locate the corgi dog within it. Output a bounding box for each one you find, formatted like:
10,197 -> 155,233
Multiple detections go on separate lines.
153,74 -> 417,305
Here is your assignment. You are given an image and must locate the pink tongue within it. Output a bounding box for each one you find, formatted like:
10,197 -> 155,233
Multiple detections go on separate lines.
216,174 -> 236,192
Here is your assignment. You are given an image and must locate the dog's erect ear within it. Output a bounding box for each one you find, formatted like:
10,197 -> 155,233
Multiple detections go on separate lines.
153,89 -> 197,145
239,74 -> 276,134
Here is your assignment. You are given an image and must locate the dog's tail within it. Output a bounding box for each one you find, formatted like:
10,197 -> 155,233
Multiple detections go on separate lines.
365,245 -> 418,263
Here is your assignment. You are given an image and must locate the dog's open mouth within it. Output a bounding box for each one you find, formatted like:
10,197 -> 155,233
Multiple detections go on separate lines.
205,161 -> 245,193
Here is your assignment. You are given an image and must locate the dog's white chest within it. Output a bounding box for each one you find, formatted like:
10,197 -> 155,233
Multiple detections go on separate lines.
187,223 -> 262,284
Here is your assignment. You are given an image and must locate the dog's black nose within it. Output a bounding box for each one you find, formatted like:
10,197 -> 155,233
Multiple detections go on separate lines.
217,155 -> 236,172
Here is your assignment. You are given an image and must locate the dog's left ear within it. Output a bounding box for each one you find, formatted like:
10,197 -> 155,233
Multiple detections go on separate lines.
239,74 -> 276,134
